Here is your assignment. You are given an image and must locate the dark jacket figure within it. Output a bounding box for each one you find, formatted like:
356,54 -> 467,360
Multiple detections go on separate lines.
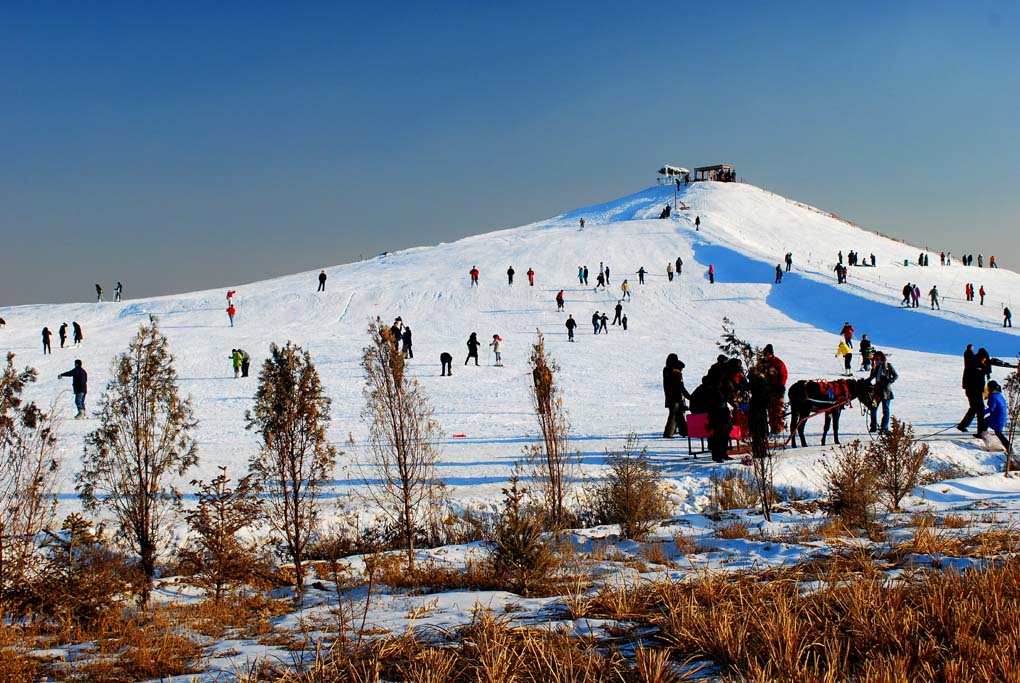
591,311 -> 600,334
595,272 -> 605,290
401,327 -> 413,358
59,359 -> 88,418
637,267 -> 646,284
868,353 -> 898,433
958,346 -> 991,434
695,215 -> 700,230
114,281 -> 123,301
604,266 -> 610,284
237,349 -> 252,377
507,266 -> 515,285
689,359 -> 740,463
1005,307 -> 1013,328
72,321 -> 83,345
859,335 -> 873,371
440,352 -> 453,376
785,252 -> 793,271
59,322 -> 68,348
95,284 -> 103,302
613,301 -> 623,325
42,327 -> 52,354
318,270 -> 327,291
599,312 -> 609,334
662,354 -> 692,438
622,314 -> 628,330
565,314 -> 576,341
465,333 -> 480,366
675,257 -> 683,276
775,264 -> 783,283
582,266 -> 589,285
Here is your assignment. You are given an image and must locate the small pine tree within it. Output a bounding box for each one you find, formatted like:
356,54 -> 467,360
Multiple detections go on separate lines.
822,440 -> 879,531
869,418 -> 928,511
179,467 -> 263,601
77,322 -> 198,604
360,320 -> 444,572
525,331 -> 577,528
1003,363 -> 1020,472
491,475 -> 555,596
247,342 -> 337,593
0,353 -> 61,603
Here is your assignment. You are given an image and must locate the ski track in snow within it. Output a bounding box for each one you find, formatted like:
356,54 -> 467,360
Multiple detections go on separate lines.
2,181 -> 1019,525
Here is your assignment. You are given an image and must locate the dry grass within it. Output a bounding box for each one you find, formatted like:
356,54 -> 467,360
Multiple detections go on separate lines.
714,519 -> 753,539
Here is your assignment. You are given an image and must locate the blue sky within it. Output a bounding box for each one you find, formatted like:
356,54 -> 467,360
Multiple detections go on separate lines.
2,1 -> 1017,306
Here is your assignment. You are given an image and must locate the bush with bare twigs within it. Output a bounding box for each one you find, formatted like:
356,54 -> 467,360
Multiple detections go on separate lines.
868,417 -> 928,511
587,435 -> 671,540
821,439 -> 879,531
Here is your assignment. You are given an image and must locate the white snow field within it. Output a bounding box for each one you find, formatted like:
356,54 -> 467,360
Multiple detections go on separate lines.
2,179 -> 1019,522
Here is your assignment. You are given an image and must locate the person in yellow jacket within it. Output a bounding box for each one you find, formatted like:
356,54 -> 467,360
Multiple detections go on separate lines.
835,340 -> 853,376
621,279 -> 631,301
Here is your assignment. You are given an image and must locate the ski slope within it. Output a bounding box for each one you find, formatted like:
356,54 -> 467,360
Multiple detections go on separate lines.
2,180 -> 1019,521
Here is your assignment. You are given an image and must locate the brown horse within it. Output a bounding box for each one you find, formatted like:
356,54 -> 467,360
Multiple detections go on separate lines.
787,377 -> 874,447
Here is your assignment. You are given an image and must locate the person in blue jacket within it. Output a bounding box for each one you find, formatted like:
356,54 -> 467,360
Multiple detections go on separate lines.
984,380 -> 1011,455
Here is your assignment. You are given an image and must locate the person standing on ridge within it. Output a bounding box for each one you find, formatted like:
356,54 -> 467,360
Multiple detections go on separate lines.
469,266 -> 480,287
401,327 -> 413,359
662,354 -> 692,438
95,284 -> 103,302
708,264 -> 715,284
565,314 -> 576,342
527,268 -> 535,286
58,359 -> 88,418
72,321 -> 83,347
42,326 -> 52,354
226,289 -> 236,305
465,333 -> 480,366
637,267 -> 646,284
785,252 -> 793,271
507,266 -> 515,286
58,322 -> 68,348
114,281 -> 123,302
556,290 -> 565,311
318,270 -> 327,291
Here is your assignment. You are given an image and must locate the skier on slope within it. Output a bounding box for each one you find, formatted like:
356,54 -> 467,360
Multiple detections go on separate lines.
469,266 -> 480,287
556,290 -> 565,311
465,333 -> 480,366
229,349 -> 242,378
835,339 -> 853,376
58,359 -> 88,418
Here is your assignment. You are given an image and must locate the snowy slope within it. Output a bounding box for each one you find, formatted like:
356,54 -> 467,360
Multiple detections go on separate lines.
2,181 -> 1019,521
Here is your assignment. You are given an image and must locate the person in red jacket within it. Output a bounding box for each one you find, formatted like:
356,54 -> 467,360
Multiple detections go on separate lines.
469,267 -> 479,287
227,304 -> 236,327
979,285 -> 986,305
762,344 -> 788,434
555,290 -> 565,311
840,321 -> 854,349
226,289 -> 236,305
708,264 -> 715,284
526,268 -> 535,286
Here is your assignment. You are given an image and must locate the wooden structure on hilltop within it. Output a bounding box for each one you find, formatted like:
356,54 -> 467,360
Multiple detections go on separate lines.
693,164 -> 733,182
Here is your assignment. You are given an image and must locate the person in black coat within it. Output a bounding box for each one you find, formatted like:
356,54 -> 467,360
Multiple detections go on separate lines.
507,266 -> 515,285
440,352 -> 453,376
957,345 -> 991,434
465,333 -> 480,366
42,327 -> 52,354
318,270 -> 327,291
59,322 -> 68,348
613,301 -> 623,325
662,354 -> 692,438
72,321 -> 83,346
565,314 -> 576,342
401,327 -> 413,358
58,359 -> 88,418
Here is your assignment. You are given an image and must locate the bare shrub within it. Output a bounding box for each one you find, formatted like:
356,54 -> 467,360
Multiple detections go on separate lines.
821,440 -> 879,531
588,435 -> 671,540
179,467 -> 264,601
247,342 -> 338,594
490,476 -> 556,596
868,417 -> 929,511
525,331 -> 578,529
1004,362 -> 1020,472
0,353 -> 61,604
360,320 -> 444,572
76,322 -> 198,604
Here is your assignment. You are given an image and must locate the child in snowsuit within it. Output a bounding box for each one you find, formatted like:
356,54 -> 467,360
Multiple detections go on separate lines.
984,381 -> 1011,454
836,340 -> 852,375
490,335 -> 503,366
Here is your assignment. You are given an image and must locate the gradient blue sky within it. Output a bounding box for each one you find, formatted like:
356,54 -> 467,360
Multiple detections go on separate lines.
2,1 -> 1018,306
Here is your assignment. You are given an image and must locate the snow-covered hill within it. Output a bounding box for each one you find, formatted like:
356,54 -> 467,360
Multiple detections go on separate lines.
3,180 -> 1019,518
